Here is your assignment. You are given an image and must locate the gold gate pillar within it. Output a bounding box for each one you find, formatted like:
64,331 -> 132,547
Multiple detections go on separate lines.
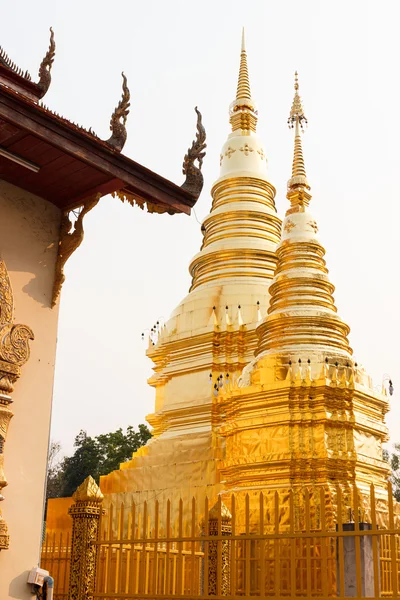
207,499 -> 232,595
68,476 -> 104,600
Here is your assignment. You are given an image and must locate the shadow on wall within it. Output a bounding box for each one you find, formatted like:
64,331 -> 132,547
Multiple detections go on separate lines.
0,182 -> 61,309
9,569 -> 31,600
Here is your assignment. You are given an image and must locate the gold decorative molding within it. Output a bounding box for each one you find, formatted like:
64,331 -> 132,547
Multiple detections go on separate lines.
0,257 -> 34,550
68,476 -> 104,600
52,193 -> 101,307
106,72 -> 130,152
181,106 -> 206,199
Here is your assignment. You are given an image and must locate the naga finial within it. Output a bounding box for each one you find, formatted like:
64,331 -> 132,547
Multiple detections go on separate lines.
37,27 -> 56,99
288,71 -> 308,131
106,72 -> 130,152
181,107 -> 207,199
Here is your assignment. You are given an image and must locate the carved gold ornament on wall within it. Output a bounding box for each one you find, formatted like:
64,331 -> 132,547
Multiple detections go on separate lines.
52,193 -> 101,307
0,258 -> 33,550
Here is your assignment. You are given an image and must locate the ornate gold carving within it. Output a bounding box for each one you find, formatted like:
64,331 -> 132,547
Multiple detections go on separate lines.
284,218 -> 296,233
257,148 -> 265,160
52,194 -> 101,307
113,190 -> 176,215
37,27 -> 56,99
181,107 -> 206,199
239,143 -> 253,156
225,146 -> 236,159
205,499 -> 231,595
68,475 -> 103,600
287,72 -> 310,197
308,219 -> 318,233
73,475 -> 104,503
288,71 -> 307,129
0,257 -> 33,550
106,72 -> 130,152
0,517 -> 9,551
0,260 -> 13,326
68,476 -> 104,600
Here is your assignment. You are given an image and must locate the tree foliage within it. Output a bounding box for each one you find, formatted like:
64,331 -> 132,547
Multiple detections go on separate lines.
384,444 -> 400,502
47,425 -> 151,498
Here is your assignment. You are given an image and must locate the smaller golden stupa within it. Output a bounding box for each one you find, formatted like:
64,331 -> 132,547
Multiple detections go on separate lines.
217,72 -> 390,526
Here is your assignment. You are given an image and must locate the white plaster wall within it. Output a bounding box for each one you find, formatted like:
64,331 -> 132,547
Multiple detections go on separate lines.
0,180 -> 61,599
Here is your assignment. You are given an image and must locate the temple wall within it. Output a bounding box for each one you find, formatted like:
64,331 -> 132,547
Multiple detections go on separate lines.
0,180 -> 61,599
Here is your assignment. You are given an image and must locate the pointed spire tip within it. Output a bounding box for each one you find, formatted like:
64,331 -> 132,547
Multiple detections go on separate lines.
287,71 -> 310,201
229,29 -> 257,132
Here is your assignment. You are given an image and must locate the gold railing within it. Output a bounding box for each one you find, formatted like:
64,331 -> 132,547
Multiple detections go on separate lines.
40,531 -> 71,600
41,483 -> 400,600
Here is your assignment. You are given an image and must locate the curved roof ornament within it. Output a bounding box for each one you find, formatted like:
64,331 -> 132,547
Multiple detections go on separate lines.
106,72 -> 130,152
37,27 -> 56,99
181,106 -> 206,199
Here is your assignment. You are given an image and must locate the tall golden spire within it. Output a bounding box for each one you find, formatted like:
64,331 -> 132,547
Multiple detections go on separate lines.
256,72 -> 352,360
229,29 -> 258,133
236,28 -> 251,100
286,73 -> 311,212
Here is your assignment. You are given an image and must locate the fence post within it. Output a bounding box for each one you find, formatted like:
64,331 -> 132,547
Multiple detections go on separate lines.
337,521 -> 378,597
207,499 -> 232,595
67,476 -> 104,600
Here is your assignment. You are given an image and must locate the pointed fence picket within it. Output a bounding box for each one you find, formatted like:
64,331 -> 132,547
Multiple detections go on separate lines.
41,483 -> 400,600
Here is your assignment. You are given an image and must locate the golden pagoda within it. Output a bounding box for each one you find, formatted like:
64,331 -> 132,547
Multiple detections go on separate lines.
100,42 -> 390,527
100,31 -> 282,510
42,34 -> 396,600
218,73 -> 390,524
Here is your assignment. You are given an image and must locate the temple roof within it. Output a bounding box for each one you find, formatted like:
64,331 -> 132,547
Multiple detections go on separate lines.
0,30 -> 204,215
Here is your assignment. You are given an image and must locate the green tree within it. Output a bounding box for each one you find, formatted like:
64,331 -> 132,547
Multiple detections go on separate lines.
385,444 -> 400,502
47,425 -> 151,498
45,441 -> 64,507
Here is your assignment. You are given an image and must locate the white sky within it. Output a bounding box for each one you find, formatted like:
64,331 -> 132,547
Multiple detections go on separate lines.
2,0 -> 400,455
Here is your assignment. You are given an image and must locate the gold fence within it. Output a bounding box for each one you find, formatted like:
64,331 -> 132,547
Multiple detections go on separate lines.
41,482 -> 400,600
41,531 -> 71,600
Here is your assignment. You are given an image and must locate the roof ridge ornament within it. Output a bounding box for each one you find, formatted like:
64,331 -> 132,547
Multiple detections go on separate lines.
106,72 -> 130,152
0,45 -> 31,81
37,27 -> 56,99
181,106 -> 206,199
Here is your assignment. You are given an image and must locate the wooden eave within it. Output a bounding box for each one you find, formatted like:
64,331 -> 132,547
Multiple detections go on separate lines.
0,84 -> 197,214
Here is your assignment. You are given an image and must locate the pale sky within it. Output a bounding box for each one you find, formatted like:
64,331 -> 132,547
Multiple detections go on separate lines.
2,0 -> 399,455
